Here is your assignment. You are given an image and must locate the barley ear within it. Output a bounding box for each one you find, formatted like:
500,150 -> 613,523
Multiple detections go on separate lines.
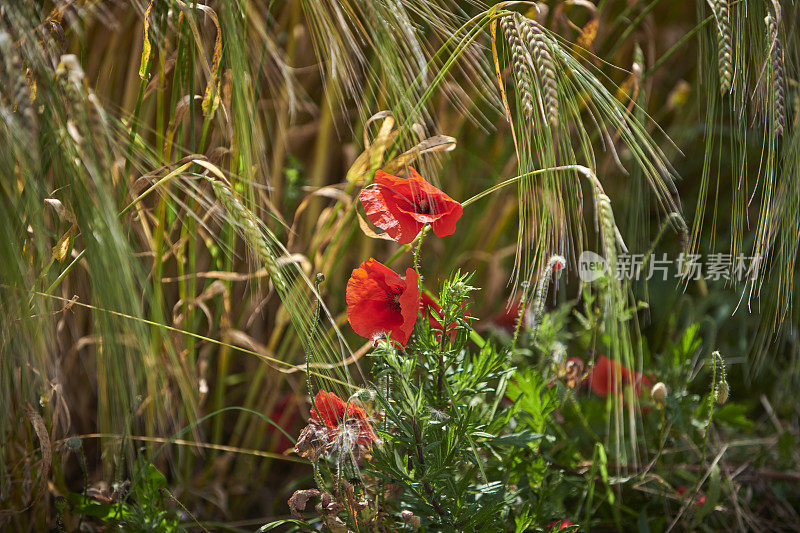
708,0 -> 733,94
765,14 -> 786,136
210,179 -> 286,292
501,14 -> 535,122
520,17 -> 559,126
597,193 -> 618,273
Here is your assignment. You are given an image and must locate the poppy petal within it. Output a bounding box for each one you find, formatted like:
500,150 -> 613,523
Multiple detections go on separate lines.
396,268 -> 419,346
311,390 -> 346,430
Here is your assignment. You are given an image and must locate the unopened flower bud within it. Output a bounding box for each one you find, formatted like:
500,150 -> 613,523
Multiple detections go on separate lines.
651,382 -> 667,402
353,388 -> 375,402
716,381 -> 729,404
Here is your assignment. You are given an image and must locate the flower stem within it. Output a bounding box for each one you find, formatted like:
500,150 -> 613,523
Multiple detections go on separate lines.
511,282 -> 529,352
413,224 -> 430,275
462,165 -> 605,208
307,274 -> 326,422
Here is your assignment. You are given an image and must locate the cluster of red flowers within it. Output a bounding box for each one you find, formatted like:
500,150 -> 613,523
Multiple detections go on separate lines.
346,167 -> 463,347
300,168 -> 464,458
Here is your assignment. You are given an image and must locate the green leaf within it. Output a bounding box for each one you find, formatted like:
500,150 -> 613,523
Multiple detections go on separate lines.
257,518 -> 315,532
66,493 -> 129,521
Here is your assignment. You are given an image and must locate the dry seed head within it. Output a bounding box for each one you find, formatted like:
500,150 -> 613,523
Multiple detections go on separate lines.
708,0 -> 733,93
520,16 -> 559,126
501,15 -> 535,121
765,14 -> 785,136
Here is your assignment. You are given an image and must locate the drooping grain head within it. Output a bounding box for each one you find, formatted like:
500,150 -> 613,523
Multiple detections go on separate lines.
708,0 -> 733,94
519,16 -> 559,126
501,14 -> 535,122
765,14 -> 785,136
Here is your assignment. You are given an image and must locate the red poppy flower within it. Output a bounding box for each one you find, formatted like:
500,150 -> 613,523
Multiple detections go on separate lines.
546,519 -> 576,530
676,486 -> 707,507
359,167 -> 463,244
587,354 -> 652,397
346,258 -> 419,346
311,390 -> 378,448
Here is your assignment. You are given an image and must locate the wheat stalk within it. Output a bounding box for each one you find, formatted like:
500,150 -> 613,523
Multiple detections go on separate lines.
597,193 -> 618,273
520,16 -> 559,126
708,0 -> 733,94
501,14 -> 535,121
210,179 -> 286,292
765,14 -> 785,136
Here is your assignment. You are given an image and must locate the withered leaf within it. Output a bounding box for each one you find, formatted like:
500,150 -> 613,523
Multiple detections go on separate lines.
288,488 -> 320,519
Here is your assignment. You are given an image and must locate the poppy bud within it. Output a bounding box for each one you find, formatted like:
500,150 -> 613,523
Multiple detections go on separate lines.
716,381 -> 729,404
651,382 -> 667,402
353,388 -> 375,402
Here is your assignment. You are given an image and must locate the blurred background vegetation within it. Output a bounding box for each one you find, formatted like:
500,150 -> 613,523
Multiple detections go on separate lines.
1,0 -> 798,530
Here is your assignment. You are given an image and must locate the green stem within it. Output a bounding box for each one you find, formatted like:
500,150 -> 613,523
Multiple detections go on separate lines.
124,76 -> 149,177
413,224 -> 429,276
636,212 -> 687,278
510,284 -> 529,352
462,165 -> 603,208
701,354 -> 717,465
643,14 -> 713,82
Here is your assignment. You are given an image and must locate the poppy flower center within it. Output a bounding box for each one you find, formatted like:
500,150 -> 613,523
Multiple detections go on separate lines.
387,287 -> 403,312
414,195 -> 433,214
